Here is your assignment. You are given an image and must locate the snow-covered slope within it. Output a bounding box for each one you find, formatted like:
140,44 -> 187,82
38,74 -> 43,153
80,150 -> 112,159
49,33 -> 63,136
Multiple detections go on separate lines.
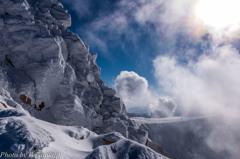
0,0 -> 167,158
0,89 -> 167,158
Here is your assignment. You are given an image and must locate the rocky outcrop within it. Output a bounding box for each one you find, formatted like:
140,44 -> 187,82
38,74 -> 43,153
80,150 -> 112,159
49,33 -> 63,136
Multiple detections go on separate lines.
0,88 -> 167,158
0,0 -> 148,146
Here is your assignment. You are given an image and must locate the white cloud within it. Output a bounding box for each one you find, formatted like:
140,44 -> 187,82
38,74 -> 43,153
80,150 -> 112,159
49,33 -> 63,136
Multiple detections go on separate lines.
153,44 -> 240,157
115,71 -> 148,104
154,44 -> 240,116
114,71 -> 177,118
206,117 -> 240,159
134,0 -> 201,38
115,71 -> 156,109
149,96 -> 177,117
77,0 -> 212,59
77,4 -> 132,56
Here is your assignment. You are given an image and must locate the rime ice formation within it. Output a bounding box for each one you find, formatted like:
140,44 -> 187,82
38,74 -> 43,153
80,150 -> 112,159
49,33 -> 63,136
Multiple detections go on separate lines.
0,88 -> 168,158
0,0 -> 167,158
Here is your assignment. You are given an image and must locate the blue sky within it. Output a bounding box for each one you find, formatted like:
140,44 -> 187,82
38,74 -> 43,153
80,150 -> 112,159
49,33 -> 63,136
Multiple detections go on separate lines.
58,0 -> 204,87
59,0 -> 240,118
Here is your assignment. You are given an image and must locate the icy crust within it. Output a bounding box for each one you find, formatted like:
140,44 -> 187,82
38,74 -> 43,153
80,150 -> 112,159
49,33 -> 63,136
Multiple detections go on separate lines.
0,90 -> 167,159
0,0 -> 149,151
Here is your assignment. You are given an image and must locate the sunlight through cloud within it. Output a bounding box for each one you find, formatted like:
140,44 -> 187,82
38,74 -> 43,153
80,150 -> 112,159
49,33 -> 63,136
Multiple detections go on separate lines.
195,0 -> 240,33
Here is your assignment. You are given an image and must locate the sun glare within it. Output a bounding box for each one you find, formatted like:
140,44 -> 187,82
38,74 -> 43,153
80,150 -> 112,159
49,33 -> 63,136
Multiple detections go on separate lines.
195,0 -> 240,32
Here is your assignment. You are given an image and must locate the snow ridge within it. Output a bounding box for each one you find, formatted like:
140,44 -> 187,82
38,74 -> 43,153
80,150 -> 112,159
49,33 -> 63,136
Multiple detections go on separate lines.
0,0 -> 167,158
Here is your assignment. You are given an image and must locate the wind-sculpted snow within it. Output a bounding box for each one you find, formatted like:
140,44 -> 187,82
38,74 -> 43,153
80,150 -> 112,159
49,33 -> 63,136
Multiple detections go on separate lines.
86,139 -> 168,159
0,89 -> 166,158
0,0 -> 164,158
